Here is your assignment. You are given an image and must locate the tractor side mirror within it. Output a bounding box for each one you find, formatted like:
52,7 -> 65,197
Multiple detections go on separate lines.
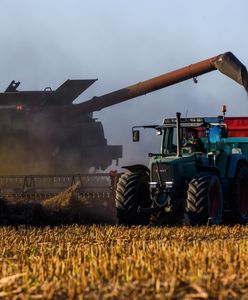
132,130 -> 140,142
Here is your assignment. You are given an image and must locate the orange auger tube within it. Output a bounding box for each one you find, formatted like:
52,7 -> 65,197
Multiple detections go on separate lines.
68,52 -> 248,116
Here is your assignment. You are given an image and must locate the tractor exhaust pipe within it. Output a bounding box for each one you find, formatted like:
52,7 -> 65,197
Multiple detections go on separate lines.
176,112 -> 182,157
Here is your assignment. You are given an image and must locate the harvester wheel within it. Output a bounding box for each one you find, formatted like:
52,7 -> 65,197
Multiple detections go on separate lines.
185,174 -> 223,225
115,172 -> 151,225
230,162 -> 248,223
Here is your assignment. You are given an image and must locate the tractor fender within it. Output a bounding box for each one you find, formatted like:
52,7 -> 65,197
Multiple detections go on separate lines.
227,154 -> 248,178
121,164 -> 150,175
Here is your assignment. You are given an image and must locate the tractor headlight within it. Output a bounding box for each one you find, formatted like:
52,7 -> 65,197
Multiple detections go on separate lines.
165,181 -> 173,188
149,182 -> 159,189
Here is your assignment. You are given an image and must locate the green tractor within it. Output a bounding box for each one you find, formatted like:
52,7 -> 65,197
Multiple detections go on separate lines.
115,112 -> 248,225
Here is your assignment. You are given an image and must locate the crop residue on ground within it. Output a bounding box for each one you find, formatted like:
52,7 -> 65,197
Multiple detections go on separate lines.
0,225 -> 247,299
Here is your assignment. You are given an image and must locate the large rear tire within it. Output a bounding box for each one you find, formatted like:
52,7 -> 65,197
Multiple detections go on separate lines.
230,162 -> 248,223
115,172 -> 151,225
185,174 -> 223,225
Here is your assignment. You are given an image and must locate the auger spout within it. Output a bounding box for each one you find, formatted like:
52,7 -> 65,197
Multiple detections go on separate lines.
73,51 -> 248,115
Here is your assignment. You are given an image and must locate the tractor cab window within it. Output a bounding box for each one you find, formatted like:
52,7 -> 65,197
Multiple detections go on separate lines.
162,127 -> 177,155
208,126 -> 221,143
162,126 -> 207,155
182,128 -> 205,153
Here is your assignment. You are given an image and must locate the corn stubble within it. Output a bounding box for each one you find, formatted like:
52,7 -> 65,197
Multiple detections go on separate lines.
0,225 -> 247,299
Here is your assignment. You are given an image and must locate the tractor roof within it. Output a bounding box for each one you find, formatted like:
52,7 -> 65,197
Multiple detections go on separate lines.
162,116 -> 224,128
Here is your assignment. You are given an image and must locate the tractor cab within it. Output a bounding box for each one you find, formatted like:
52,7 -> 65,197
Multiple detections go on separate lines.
157,115 -> 230,167
131,114 -> 230,178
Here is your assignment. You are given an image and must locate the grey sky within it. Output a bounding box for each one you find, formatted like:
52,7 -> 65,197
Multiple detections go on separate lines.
0,0 -> 248,169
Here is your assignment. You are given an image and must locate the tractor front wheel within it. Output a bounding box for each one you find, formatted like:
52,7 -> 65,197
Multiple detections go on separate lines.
185,174 -> 223,225
115,172 -> 151,225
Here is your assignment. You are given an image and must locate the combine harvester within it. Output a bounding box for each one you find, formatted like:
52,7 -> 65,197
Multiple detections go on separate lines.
0,52 -> 247,225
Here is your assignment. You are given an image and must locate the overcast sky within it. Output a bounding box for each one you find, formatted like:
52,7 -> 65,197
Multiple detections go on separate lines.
0,0 -> 248,169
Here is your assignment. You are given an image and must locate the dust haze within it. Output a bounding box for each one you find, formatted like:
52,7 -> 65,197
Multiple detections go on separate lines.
0,0 -> 248,172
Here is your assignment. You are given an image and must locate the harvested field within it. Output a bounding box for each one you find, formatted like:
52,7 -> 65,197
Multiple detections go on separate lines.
0,225 -> 248,299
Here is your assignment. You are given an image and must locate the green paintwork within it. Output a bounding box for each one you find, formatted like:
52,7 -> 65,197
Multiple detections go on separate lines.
149,120 -> 248,183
